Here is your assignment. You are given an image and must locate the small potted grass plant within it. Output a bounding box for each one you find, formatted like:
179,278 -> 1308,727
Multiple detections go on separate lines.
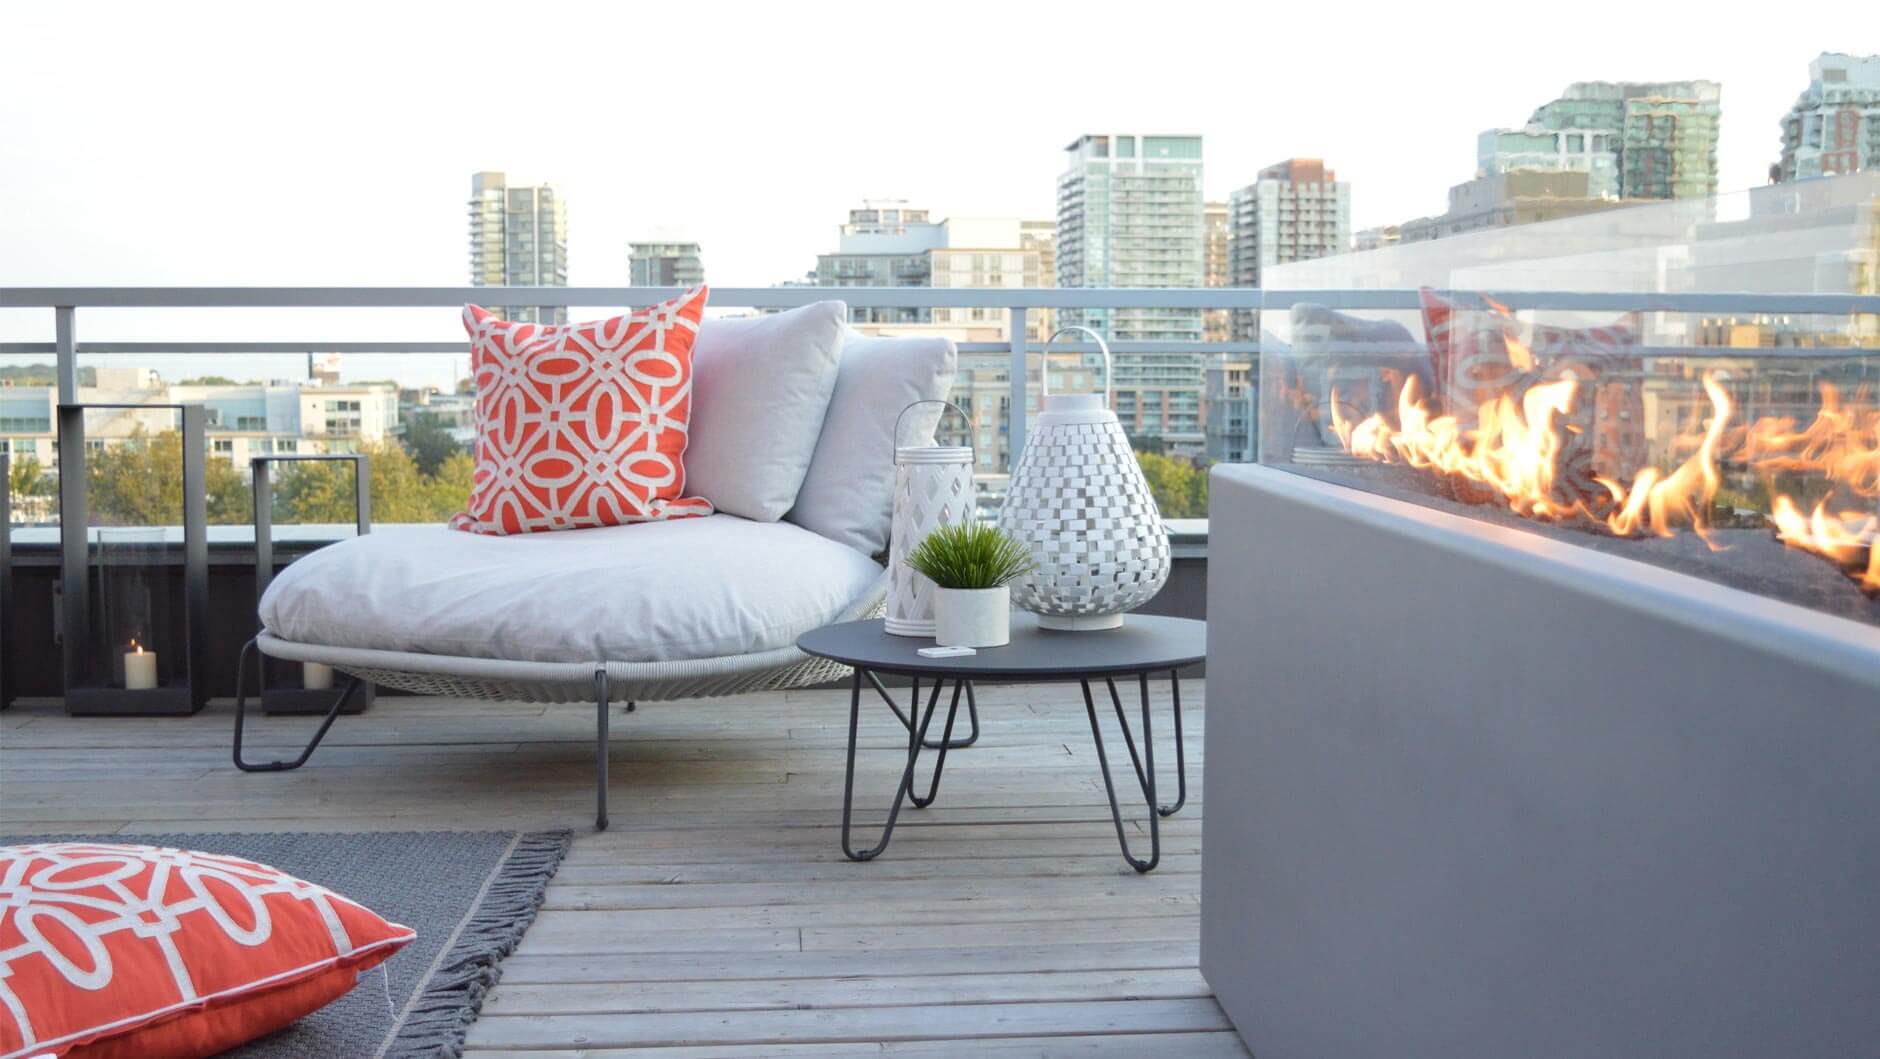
905,522 -> 1036,648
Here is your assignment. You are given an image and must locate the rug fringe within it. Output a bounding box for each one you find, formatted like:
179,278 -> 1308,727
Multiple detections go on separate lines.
382,830 -> 572,1059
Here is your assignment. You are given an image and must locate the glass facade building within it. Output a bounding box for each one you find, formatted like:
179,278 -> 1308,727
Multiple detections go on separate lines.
1056,134 -> 1206,449
468,171 -> 569,324
1227,159 -> 1351,341
1777,52 -> 1880,183
629,241 -> 705,287
1526,81 -> 1722,201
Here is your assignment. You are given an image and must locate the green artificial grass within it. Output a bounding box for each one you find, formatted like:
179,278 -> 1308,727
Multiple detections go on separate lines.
904,522 -> 1036,590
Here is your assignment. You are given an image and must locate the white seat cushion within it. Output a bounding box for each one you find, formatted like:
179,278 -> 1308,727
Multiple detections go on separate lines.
259,516 -> 883,665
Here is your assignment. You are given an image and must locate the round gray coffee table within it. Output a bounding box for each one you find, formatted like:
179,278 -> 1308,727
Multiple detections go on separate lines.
798,611 -> 1205,872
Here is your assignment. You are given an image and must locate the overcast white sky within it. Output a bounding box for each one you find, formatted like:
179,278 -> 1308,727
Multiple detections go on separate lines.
2,1 -> 1874,387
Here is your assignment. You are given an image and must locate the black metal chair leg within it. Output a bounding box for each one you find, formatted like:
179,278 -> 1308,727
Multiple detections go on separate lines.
594,669 -> 610,832
909,680 -> 964,809
1081,677 -> 1161,873
232,637 -> 359,772
841,667 -> 946,861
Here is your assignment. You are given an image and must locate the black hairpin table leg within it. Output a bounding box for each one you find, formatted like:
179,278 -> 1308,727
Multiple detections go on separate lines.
863,670 -> 979,750
1081,673 -> 1172,872
909,680 -> 964,809
841,668 -> 954,861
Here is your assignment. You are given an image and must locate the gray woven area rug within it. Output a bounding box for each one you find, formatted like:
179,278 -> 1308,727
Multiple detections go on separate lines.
6,831 -> 570,1059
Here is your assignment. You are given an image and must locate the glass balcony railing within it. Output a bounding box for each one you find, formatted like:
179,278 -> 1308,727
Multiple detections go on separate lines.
3,175 -> 1877,578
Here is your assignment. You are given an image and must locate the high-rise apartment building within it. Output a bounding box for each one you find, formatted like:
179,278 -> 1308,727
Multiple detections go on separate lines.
629,241 -> 705,287
1776,53 -> 1880,183
811,206 -> 1054,338
810,209 -> 1058,477
1522,81 -> 1722,201
1020,219 -> 1056,283
468,171 -> 569,324
1056,134 -> 1206,449
1227,159 -> 1351,341
1478,127 -> 1621,199
927,217 -> 1055,341
815,200 -> 945,325
1203,201 -> 1231,344
1202,355 -> 1256,464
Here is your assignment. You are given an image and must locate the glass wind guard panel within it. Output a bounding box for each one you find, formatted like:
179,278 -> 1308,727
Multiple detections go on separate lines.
1254,173 -> 1880,629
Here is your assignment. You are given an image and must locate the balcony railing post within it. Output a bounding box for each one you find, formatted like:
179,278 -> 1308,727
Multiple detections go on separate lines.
1008,306 -> 1028,469
55,306 -> 76,404
56,404 -> 87,697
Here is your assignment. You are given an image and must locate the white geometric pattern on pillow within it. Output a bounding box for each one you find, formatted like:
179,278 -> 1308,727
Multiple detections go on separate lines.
452,290 -> 714,536
0,842 -> 413,1057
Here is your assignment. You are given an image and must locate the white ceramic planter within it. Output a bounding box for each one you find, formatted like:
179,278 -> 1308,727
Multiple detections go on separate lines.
932,586 -> 1011,648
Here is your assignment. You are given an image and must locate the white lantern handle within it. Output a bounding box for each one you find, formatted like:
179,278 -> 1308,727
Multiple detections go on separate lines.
892,399 -> 974,466
1039,327 -> 1112,408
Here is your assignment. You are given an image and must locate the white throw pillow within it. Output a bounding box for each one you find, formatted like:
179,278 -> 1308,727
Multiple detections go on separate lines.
787,328 -> 958,557
686,302 -> 846,521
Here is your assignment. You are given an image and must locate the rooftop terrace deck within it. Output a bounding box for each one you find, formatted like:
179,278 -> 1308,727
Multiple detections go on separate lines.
0,681 -> 1242,1056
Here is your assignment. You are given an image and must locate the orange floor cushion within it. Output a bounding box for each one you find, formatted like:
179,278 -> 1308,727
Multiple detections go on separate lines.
0,842 -> 414,1058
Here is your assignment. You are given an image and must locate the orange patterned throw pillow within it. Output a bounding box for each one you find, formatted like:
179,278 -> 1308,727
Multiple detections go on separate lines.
0,842 -> 414,1058
451,287 -> 716,535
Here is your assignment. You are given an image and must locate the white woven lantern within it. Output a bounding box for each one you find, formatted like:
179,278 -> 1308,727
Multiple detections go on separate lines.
998,327 -> 1170,631
885,401 -> 975,637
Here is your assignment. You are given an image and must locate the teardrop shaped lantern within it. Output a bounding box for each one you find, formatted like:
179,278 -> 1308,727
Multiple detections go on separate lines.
998,327 -> 1170,631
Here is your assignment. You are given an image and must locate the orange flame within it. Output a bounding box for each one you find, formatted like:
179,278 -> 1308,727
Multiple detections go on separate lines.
1329,369 -> 1878,585
1332,372 -> 1729,541
1594,373 -> 1732,547
1770,496 -> 1880,593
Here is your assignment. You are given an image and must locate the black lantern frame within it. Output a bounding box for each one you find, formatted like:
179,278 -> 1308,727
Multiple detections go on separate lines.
58,403 -> 209,715
1,452 -> 13,710
252,453 -> 374,715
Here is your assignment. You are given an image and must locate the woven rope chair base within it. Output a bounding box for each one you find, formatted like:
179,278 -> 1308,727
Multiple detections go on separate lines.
238,581 -> 886,830
328,650 -> 860,704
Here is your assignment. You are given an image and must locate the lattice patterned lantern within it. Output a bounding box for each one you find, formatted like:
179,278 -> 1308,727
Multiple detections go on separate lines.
885,401 -> 975,637
999,328 -> 1170,630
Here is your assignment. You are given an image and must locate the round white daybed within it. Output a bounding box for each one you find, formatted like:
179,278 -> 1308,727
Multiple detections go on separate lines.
233,315 -> 966,829
237,517 -> 895,828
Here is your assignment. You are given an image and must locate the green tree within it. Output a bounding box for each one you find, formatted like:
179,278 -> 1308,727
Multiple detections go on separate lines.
424,451 -> 475,517
274,440 -> 472,524
84,428 -> 253,526
1135,452 -> 1209,519
402,412 -> 467,477
0,364 -> 94,386
8,454 -> 55,498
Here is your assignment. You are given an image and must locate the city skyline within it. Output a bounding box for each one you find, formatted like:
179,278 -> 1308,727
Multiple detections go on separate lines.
3,4 -> 1875,391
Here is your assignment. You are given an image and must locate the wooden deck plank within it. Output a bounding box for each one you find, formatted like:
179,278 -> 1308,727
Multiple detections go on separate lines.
480,968 -> 1213,1017
497,941 -> 1203,985
465,1030 -> 1251,1057
0,680 -> 1234,1053
464,997 -> 1234,1050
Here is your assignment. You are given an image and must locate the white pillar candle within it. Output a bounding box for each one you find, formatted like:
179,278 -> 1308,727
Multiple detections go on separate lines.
124,643 -> 159,691
303,662 -> 334,690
